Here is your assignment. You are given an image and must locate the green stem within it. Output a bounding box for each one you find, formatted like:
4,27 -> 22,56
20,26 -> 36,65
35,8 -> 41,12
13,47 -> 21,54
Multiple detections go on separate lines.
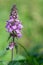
11,36 -> 14,60
11,48 -> 13,60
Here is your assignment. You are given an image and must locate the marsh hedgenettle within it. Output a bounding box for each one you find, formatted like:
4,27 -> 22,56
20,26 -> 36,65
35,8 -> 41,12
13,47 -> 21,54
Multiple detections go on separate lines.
6,5 -> 23,60
6,5 -> 23,38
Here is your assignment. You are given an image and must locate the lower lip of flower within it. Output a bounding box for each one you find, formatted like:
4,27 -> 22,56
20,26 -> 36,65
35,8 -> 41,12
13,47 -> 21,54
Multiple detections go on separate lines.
8,19 -> 14,22
17,33 -> 22,38
12,25 -> 17,30
9,46 -> 14,49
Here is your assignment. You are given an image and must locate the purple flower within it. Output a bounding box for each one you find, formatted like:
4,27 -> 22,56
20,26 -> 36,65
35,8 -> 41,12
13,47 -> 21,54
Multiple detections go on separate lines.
8,18 -> 14,23
15,30 -> 22,38
10,16 -> 13,19
17,23 -> 23,30
8,27 -> 13,33
17,33 -> 22,38
6,22 -> 11,28
6,5 -> 23,38
15,19 -> 20,24
15,29 -> 20,34
12,25 -> 17,30
9,42 -> 14,50
6,22 -> 13,33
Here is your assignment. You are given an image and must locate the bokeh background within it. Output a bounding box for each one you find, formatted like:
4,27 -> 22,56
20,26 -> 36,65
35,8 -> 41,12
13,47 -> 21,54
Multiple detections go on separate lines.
0,0 -> 43,65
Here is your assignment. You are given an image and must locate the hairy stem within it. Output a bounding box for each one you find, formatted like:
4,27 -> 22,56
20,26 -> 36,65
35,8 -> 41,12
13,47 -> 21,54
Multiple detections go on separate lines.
11,48 -> 13,60
11,35 -> 14,60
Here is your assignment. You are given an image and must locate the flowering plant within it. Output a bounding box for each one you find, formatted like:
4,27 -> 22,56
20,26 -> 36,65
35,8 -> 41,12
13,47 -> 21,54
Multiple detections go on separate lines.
6,5 -> 23,60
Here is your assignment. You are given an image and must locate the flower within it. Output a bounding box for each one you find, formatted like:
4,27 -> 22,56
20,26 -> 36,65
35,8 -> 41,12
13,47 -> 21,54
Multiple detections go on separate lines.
8,18 -> 14,23
6,22 -> 13,33
17,23 -> 23,30
17,33 -> 22,38
15,29 -> 20,34
10,16 -> 13,19
6,5 -> 23,38
9,42 -> 14,50
12,25 -> 17,30
6,42 -> 15,50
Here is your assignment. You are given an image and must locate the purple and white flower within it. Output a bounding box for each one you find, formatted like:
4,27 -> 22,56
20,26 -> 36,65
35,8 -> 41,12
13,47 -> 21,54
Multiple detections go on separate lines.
9,42 -> 15,50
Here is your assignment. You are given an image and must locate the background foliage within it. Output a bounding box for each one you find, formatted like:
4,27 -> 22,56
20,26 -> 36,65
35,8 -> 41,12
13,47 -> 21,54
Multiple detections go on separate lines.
0,0 -> 43,65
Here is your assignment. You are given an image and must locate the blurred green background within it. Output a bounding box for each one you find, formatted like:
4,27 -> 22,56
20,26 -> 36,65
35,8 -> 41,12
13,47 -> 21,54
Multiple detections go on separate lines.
0,0 -> 43,64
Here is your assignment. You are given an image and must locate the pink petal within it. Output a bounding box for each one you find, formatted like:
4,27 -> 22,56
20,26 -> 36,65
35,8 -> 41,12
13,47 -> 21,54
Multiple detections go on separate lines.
15,29 -> 20,34
12,25 -> 17,30
8,19 -> 14,22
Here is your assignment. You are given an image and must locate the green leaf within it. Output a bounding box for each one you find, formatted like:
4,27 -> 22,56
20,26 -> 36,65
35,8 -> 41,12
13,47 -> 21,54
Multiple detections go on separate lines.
14,55 -> 26,61
8,61 -> 21,65
8,55 -> 26,65
14,62 -> 21,65
0,61 -> 3,65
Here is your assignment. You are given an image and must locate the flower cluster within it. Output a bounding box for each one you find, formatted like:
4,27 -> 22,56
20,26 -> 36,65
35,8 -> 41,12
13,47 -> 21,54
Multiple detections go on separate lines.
6,5 -> 23,50
6,5 -> 23,38
6,42 -> 15,50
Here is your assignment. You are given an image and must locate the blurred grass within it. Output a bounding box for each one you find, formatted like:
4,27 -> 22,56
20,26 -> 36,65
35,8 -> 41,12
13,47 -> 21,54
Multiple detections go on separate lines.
0,0 -> 43,62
